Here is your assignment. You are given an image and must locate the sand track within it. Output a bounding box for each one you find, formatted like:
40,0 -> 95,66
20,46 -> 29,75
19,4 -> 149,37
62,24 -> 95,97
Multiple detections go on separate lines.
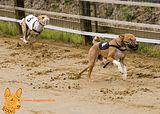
0,36 -> 160,114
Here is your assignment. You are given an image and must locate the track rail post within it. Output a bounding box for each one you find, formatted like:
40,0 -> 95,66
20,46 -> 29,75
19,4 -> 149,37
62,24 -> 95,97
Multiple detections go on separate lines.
14,0 -> 25,34
79,0 -> 92,45
93,2 -> 98,32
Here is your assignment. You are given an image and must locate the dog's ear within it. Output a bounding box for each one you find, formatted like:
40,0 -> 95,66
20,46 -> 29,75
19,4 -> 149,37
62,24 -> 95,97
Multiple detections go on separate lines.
119,34 -> 125,39
4,88 -> 11,98
37,15 -> 42,20
15,88 -> 22,98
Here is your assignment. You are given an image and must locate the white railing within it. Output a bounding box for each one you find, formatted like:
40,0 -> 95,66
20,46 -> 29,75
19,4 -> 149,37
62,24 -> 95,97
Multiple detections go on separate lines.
0,16 -> 160,44
0,5 -> 160,32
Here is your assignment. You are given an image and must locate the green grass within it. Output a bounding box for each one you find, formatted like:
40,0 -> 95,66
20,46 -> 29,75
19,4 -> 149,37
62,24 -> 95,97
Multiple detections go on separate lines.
137,43 -> 160,58
0,21 -> 19,36
64,0 -> 74,5
0,21 -> 82,44
0,21 -> 159,58
39,29 -> 82,44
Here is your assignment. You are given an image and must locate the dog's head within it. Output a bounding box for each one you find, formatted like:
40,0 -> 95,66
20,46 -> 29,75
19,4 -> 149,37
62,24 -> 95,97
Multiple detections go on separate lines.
92,36 -> 102,45
119,33 -> 138,50
4,88 -> 22,110
37,15 -> 49,26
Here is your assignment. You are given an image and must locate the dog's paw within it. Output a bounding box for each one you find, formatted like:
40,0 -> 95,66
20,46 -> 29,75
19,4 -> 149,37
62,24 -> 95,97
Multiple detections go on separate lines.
122,74 -> 127,80
20,38 -> 28,43
23,40 -> 28,44
117,65 -> 124,74
88,78 -> 94,82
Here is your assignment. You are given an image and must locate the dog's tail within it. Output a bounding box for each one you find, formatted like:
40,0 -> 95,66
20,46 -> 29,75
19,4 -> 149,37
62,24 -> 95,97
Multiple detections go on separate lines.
19,18 -> 24,25
78,66 -> 89,76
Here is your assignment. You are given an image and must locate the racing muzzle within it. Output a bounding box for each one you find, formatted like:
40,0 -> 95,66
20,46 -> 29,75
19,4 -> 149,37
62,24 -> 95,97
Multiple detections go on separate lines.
39,18 -> 49,26
127,41 -> 138,50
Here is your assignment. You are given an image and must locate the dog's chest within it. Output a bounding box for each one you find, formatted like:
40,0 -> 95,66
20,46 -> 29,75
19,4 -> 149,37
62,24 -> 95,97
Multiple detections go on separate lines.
114,49 -> 124,60
25,15 -> 38,30
32,21 -> 43,33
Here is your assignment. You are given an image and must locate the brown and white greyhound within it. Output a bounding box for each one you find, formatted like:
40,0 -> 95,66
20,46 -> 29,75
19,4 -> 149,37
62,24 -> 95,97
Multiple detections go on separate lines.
20,14 -> 49,43
79,33 -> 138,81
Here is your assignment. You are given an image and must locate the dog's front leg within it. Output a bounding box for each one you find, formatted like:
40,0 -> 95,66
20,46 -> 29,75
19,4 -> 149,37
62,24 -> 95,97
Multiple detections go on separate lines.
25,29 -> 32,42
112,60 -> 124,75
20,22 -> 28,43
120,56 -> 127,80
26,33 -> 31,41
107,48 -> 127,80
31,34 -> 39,44
22,33 -> 28,43
120,63 -> 127,80
21,30 -> 29,43
107,49 -> 124,74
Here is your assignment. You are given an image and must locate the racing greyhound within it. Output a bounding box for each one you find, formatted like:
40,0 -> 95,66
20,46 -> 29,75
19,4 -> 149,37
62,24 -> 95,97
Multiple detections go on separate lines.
20,14 -> 49,43
79,34 -> 138,81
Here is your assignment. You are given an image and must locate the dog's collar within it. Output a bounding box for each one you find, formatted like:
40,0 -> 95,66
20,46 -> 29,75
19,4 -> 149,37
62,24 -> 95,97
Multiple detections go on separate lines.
109,39 -> 127,51
32,29 -> 41,34
2,106 -> 15,114
115,39 -> 122,48
38,21 -> 45,26
109,45 -> 127,51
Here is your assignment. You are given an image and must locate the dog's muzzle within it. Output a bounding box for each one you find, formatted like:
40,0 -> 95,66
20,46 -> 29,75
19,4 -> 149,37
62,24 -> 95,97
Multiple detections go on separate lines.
44,19 -> 49,25
43,19 -> 49,26
127,42 -> 138,50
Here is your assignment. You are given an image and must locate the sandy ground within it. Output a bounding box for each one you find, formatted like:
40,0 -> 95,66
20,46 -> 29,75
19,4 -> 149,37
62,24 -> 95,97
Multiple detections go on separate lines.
0,36 -> 160,114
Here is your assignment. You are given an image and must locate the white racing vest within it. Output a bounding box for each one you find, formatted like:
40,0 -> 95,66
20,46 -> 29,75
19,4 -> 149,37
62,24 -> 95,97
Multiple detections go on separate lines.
25,15 -> 38,30
32,21 -> 43,34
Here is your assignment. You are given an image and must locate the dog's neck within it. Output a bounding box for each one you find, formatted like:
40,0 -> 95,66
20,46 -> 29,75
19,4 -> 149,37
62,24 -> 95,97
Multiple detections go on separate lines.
114,38 -> 122,47
32,21 -> 44,34
2,106 -> 15,114
109,37 -> 127,51
111,37 -> 125,48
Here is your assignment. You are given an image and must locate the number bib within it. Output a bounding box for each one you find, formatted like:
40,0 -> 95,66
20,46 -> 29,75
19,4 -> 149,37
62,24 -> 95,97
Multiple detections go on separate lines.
25,15 -> 38,30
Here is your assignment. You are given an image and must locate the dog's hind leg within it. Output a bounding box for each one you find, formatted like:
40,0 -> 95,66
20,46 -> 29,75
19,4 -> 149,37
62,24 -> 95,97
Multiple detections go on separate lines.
88,64 -> 94,81
87,46 -> 99,81
78,44 -> 99,80
25,29 -> 31,43
20,22 -> 26,41
20,23 -> 29,43
78,58 -> 96,81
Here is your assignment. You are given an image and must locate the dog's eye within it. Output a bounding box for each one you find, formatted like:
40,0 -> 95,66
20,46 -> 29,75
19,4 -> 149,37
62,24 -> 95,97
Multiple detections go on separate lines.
10,98 -> 14,101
